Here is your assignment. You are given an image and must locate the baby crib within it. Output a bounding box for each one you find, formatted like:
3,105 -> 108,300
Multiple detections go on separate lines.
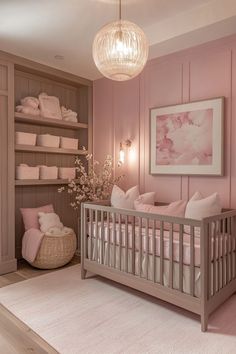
80,201 -> 236,331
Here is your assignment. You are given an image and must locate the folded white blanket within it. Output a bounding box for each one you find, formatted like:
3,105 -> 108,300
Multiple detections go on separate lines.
63,116 -> 78,122
16,105 -> 40,116
61,106 -> 78,122
21,97 -> 39,109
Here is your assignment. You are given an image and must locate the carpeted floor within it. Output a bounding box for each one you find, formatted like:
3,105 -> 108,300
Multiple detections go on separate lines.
0,264 -> 236,354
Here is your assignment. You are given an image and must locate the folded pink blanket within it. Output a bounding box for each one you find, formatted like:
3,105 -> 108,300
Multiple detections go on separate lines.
22,228 -> 44,263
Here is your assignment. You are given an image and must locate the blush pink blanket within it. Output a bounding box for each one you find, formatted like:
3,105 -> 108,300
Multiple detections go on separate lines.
22,228 -> 44,263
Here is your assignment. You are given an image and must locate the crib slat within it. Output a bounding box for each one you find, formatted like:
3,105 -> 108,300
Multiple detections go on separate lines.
212,222 -> 217,295
152,221 -> 156,282
89,209 -> 93,260
208,223 -> 212,298
233,217 -> 236,279
113,213 -> 116,268
95,210 -> 98,262
118,214 -> 122,271
231,217 -> 235,280
190,226 -> 195,296
131,216 -> 135,275
160,221 -> 164,285
125,215 -> 128,273
101,211 -> 104,264
138,217 -> 142,277
225,218 -> 229,284
217,220 -> 221,291
227,217 -> 231,283
222,220 -> 226,287
83,207 -> 88,260
169,223 -> 173,289
145,218 -> 149,280
179,224 -> 183,292
107,211 -> 110,267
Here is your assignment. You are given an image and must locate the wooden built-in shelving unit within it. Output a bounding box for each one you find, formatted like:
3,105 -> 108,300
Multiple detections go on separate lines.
15,179 -> 79,186
0,49 -> 92,273
13,65 -> 92,260
15,112 -> 88,130
15,144 -> 87,156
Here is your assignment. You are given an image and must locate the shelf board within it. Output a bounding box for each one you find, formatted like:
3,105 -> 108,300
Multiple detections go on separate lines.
15,144 -> 87,155
15,112 -> 88,130
15,179 -> 79,186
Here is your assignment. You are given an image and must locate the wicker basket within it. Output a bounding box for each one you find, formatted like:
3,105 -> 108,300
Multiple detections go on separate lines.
30,231 -> 76,269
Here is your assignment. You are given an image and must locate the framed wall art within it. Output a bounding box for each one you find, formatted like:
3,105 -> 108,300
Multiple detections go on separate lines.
150,97 -> 224,175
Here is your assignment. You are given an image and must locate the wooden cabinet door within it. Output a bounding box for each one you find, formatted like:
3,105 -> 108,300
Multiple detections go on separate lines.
0,60 -> 16,274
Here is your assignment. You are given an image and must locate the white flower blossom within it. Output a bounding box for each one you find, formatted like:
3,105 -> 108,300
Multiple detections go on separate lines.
58,154 -> 124,210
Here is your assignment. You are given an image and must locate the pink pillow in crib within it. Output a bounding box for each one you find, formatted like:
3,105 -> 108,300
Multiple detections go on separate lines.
134,199 -> 187,231
20,204 -> 54,231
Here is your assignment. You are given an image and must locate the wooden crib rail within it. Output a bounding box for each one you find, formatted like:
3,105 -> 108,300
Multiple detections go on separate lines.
82,202 -> 202,227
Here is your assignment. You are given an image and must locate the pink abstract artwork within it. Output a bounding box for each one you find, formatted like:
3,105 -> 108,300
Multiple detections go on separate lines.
156,108 -> 213,166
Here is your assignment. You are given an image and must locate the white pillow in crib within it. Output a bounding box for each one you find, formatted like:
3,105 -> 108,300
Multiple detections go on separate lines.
111,185 -> 139,209
135,192 -> 156,205
184,192 -> 222,236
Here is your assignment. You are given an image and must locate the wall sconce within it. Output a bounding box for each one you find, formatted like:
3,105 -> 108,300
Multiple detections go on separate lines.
118,139 -> 132,166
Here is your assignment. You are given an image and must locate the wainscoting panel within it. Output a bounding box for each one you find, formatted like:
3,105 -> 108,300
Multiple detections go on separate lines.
93,34 -> 236,208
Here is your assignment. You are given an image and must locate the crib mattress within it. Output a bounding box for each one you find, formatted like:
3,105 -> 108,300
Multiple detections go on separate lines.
88,221 -> 235,267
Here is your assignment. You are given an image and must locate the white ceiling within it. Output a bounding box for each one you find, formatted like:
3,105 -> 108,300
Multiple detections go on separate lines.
0,0 -> 236,81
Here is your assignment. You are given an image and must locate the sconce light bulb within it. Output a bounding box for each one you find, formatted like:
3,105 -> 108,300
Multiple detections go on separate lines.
119,148 -> 125,165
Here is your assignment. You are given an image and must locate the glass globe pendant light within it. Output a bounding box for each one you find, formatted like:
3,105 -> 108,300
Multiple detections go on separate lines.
93,0 -> 149,81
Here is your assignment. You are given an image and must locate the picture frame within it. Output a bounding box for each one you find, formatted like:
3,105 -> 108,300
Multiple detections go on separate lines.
150,97 -> 224,176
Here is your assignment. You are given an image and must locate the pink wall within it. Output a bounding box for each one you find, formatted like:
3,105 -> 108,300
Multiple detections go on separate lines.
93,35 -> 236,208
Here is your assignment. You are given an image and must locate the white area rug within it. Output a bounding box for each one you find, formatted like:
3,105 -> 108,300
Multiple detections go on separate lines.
0,265 -> 236,354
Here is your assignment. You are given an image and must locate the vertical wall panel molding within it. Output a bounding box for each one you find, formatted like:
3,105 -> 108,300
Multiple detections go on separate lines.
138,72 -> 146,192
181,61 -> 191,200
112,82 -> 116,179
137,75 -> 141,189
0,59 -> 17,274
93,35 -> 236,208
230,46 -> 236,208
229,50 -> 233,208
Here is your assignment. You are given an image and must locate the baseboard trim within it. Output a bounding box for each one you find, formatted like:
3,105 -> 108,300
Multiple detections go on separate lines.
0,258 -> 17,275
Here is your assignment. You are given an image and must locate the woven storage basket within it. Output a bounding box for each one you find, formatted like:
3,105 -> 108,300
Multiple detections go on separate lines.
30,231 -> 76,269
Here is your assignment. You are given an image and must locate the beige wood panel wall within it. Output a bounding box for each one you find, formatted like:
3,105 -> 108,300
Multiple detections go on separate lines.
15,71 -> 88,258
0,60 -> 17,274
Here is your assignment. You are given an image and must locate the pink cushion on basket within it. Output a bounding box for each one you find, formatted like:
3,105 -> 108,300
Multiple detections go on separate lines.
20,204 -> 54,231
134,199 -> 187,231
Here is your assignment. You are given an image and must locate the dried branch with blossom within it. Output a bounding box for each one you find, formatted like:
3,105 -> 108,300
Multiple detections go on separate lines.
58,149 -> 124,210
